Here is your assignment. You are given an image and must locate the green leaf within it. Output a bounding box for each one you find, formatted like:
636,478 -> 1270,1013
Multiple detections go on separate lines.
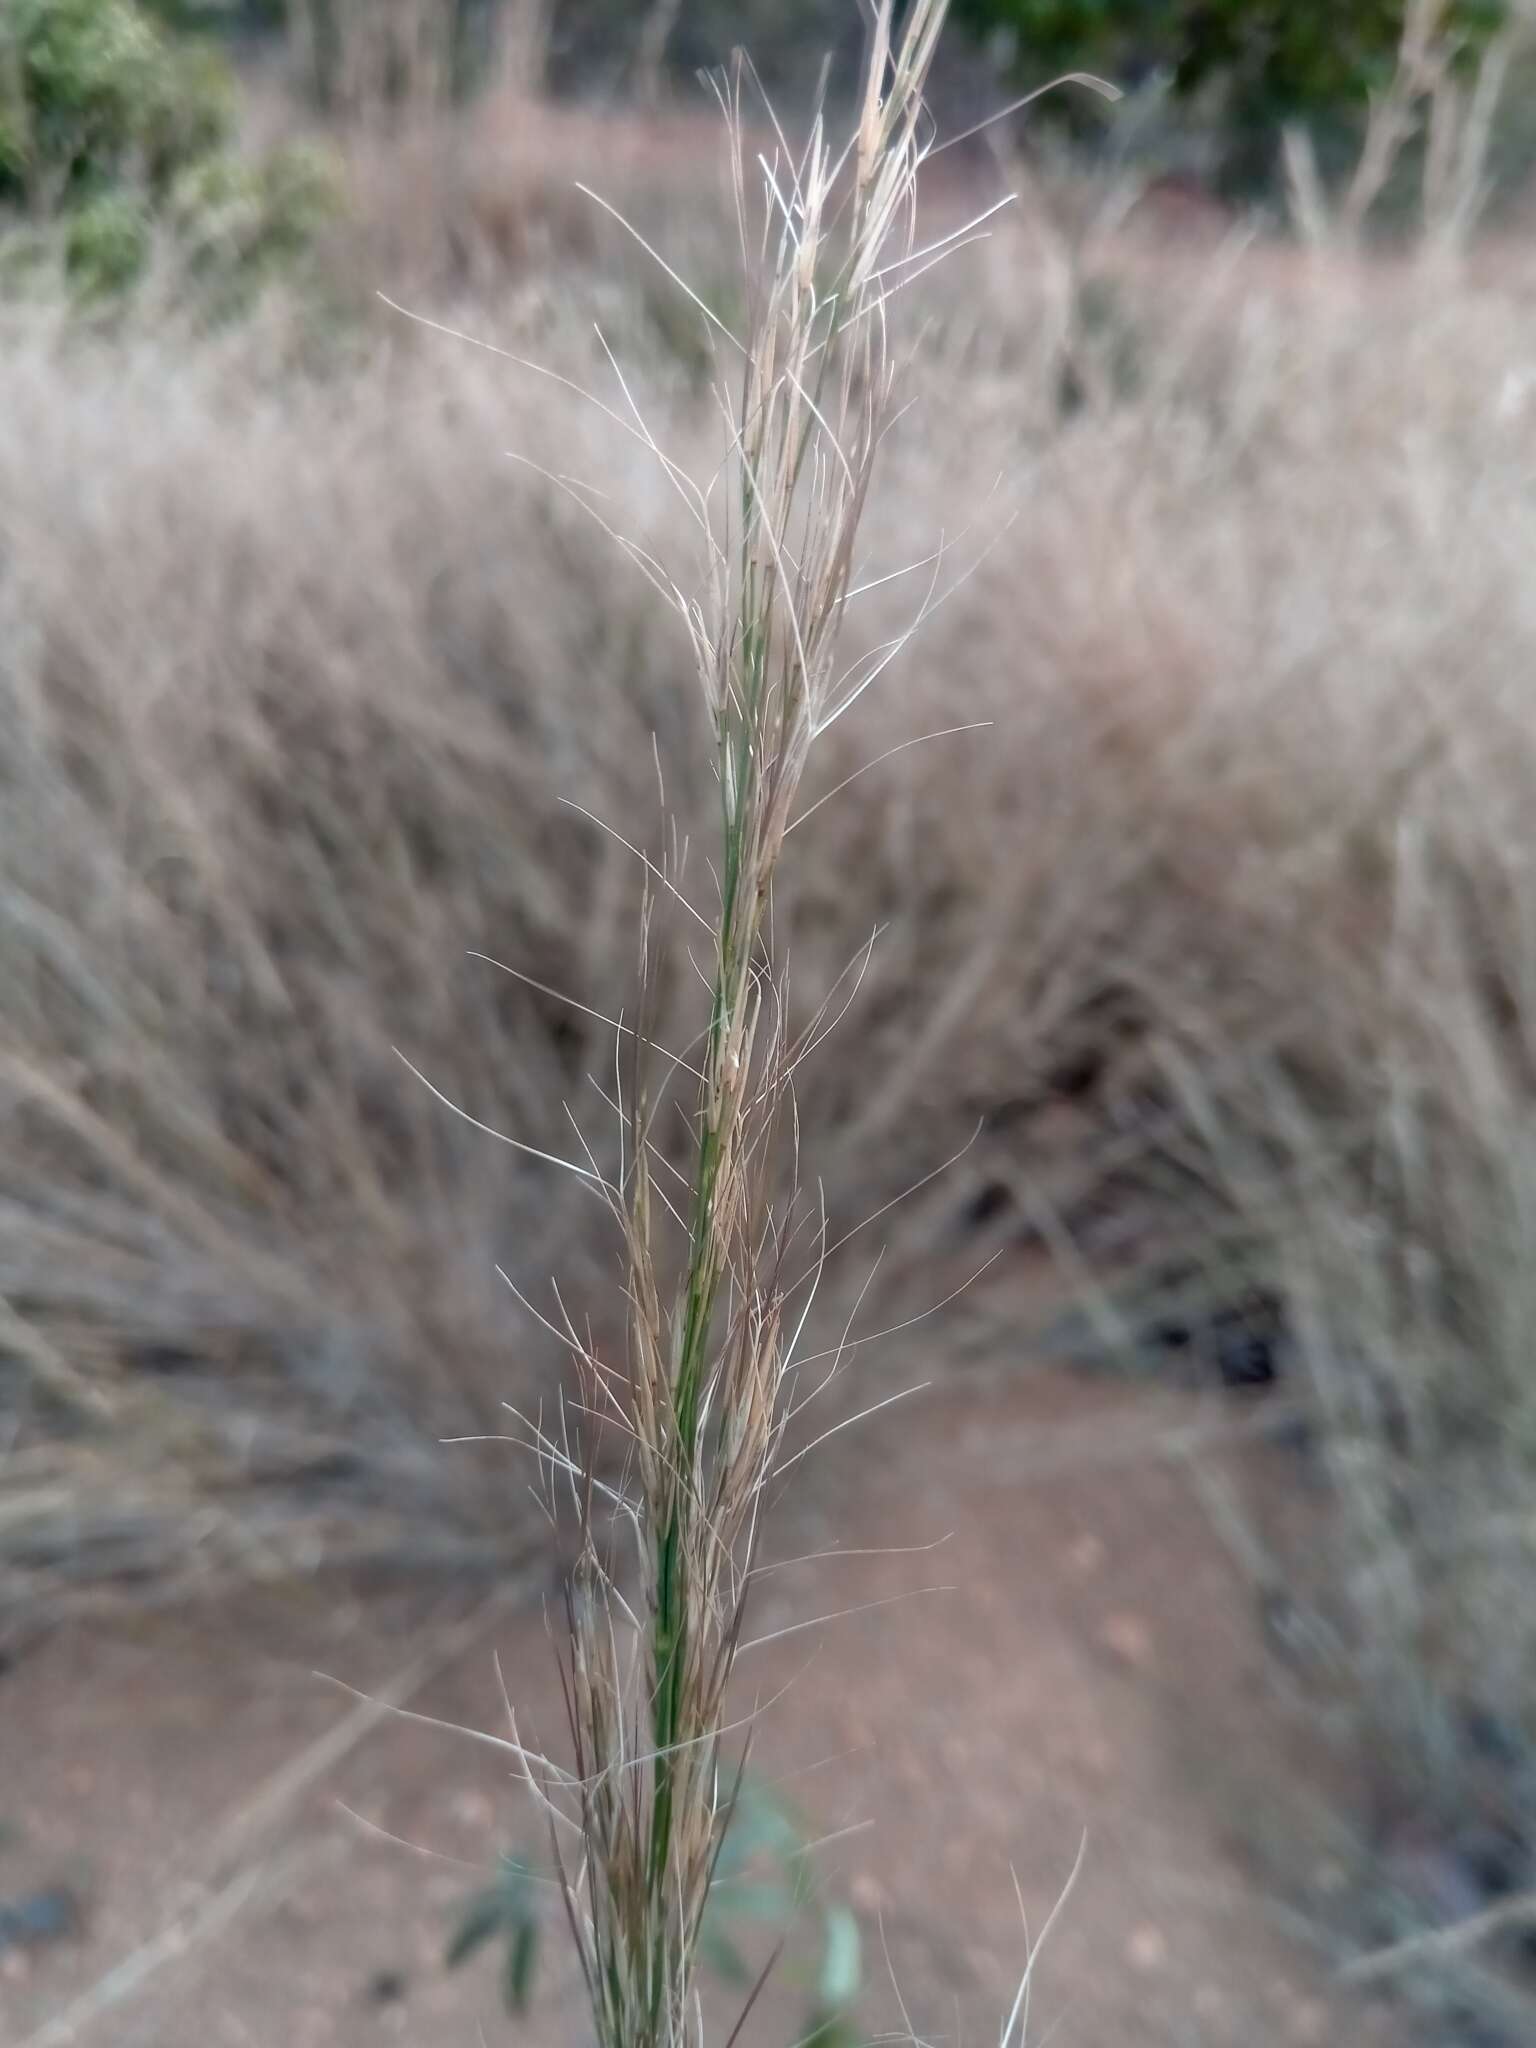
503,1918 -> 539,2013
818,1905 -> 862,2012
447,1856 -> 541,2007
444,1885 -> 511,1970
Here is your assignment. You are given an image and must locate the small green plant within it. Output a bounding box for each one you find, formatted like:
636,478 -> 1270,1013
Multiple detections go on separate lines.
448,1781 -> 864,2042
446,1853 -> 542,2014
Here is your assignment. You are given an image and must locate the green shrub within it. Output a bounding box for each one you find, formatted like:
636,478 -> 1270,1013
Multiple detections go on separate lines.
168,140 -> 339,310
1,0 -> 332,307
4,0 -> 170,199
0,110 -> 27,201
140,35 -> 237,188
955,0 -> 1511,185
957,0 -> 1509,108
63,183 -> 151,292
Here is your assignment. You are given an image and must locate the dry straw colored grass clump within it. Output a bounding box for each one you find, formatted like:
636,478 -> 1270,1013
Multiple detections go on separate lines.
4,14 -> 1536,2022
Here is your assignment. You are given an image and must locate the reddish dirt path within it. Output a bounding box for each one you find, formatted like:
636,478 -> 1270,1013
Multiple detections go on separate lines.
0,1360 -> 1385,2048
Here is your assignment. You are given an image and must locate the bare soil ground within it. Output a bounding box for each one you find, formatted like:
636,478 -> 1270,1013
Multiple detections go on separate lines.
0,1340 -> 1390,2048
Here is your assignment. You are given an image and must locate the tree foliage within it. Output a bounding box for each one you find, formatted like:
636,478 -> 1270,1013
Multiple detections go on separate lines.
953,0 -> 1509,126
